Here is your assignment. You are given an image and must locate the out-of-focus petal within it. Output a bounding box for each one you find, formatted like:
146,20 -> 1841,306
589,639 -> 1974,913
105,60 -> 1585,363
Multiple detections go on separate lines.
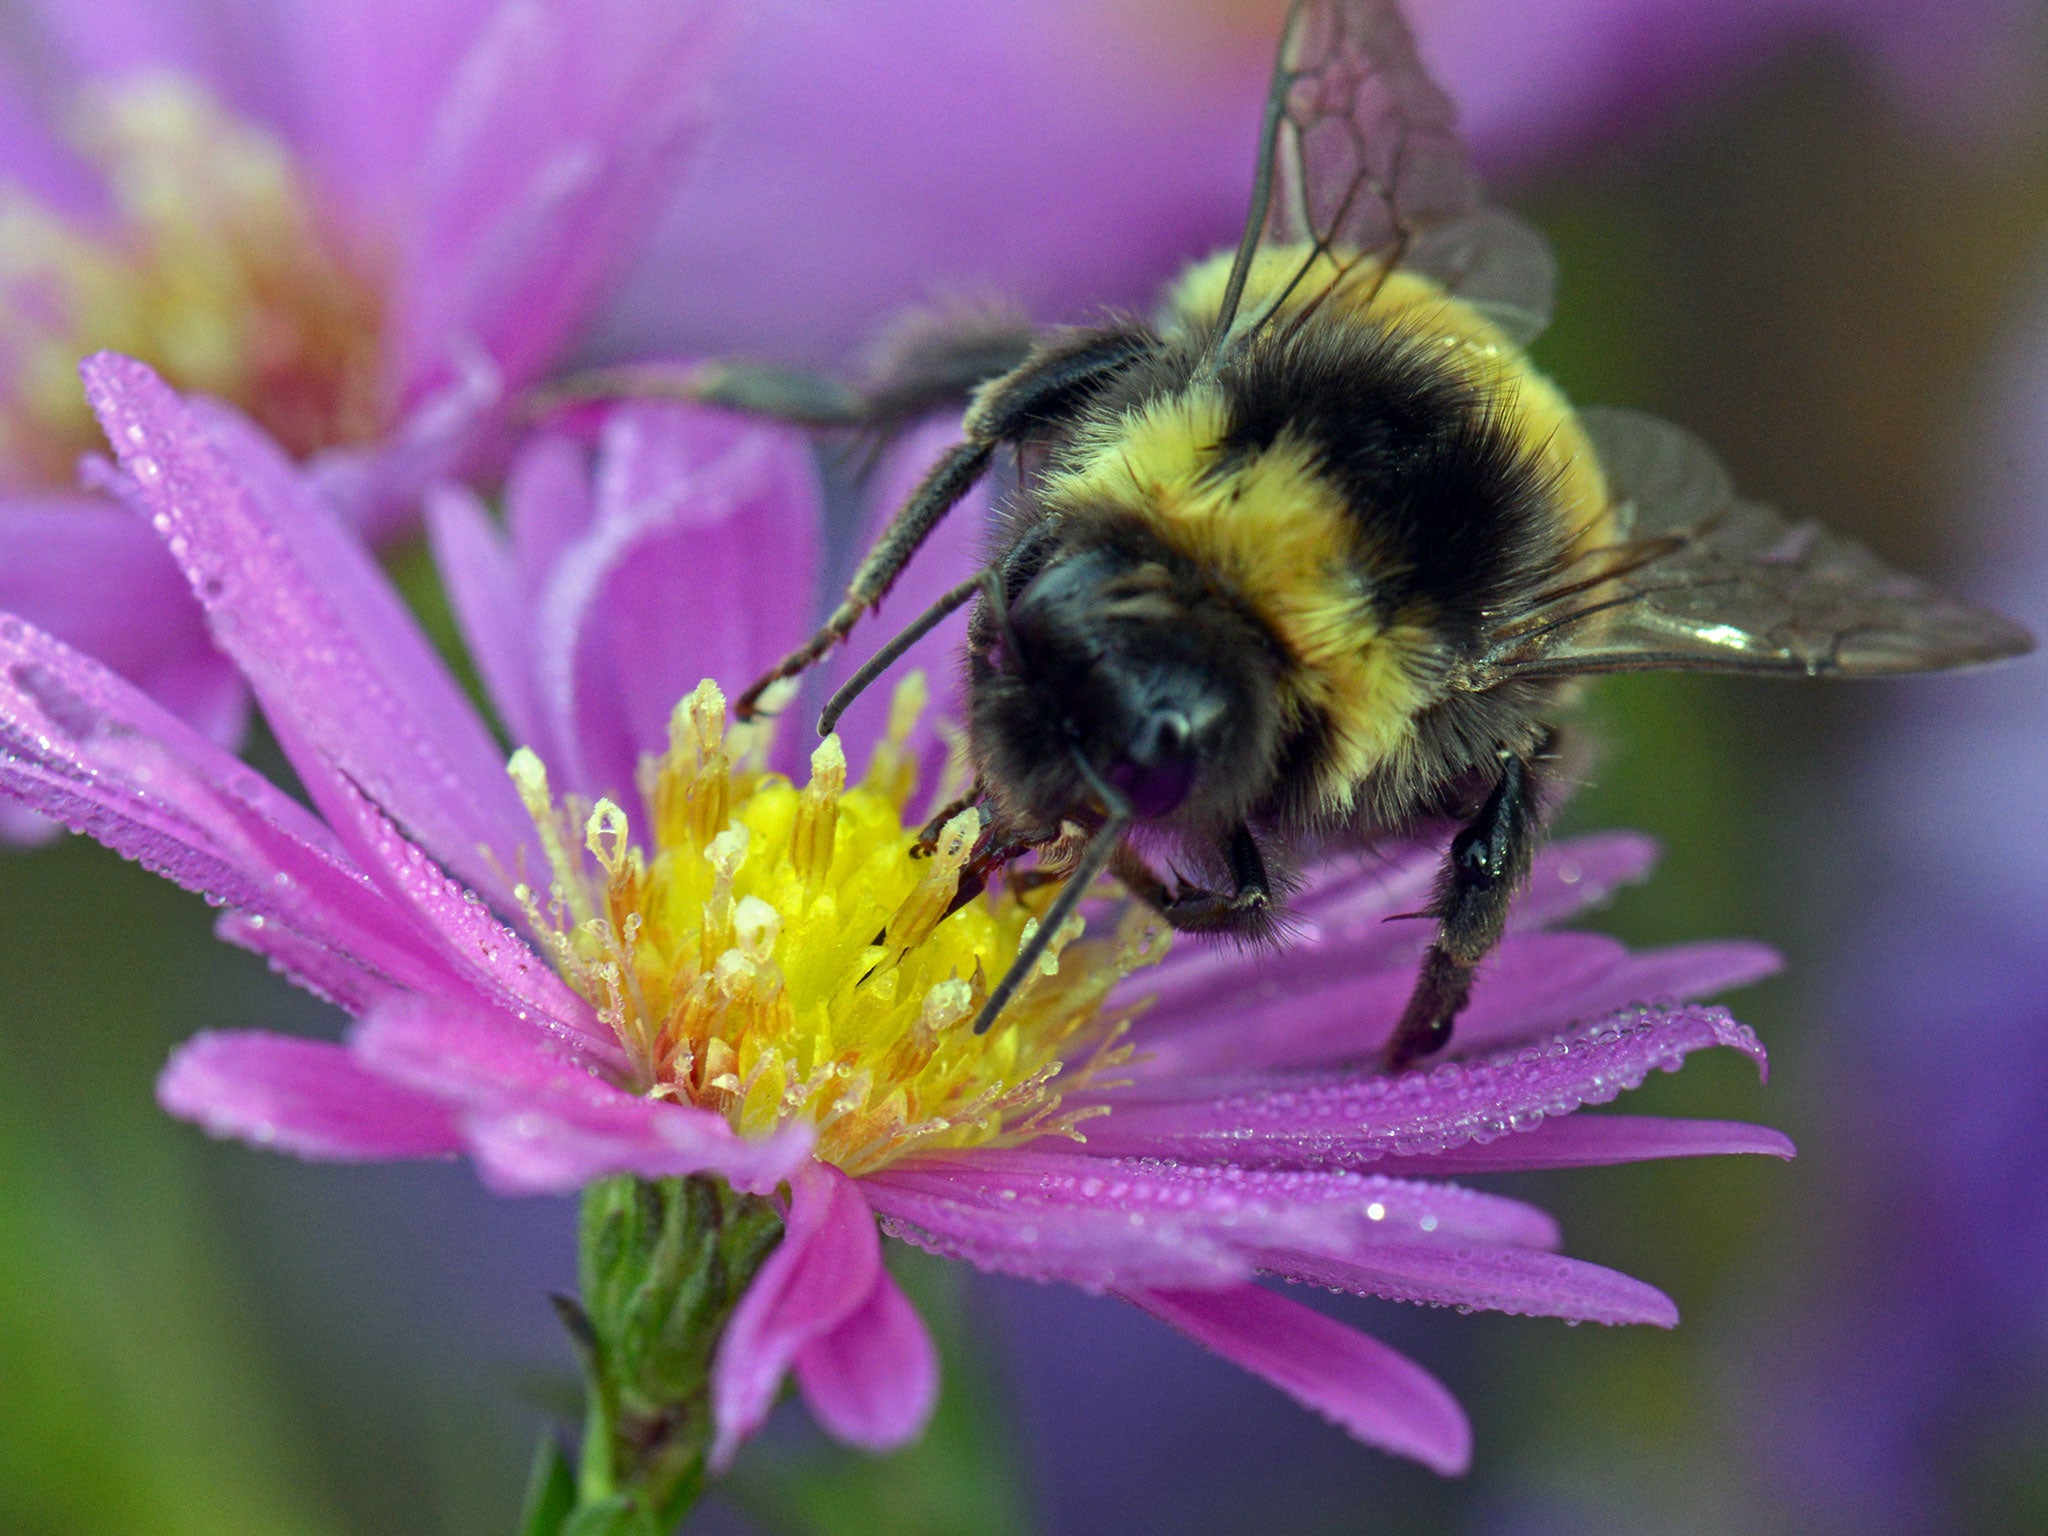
349,996 -> 810,1196
1382,1113 -> 1796,1175
1125,1284 -> 1472,1476
534,405 -> 822,805
159,1030 -> 463,1161
1082,1006 -> 1767,1168
504,430 -> 595,597
81,354 -> 534,906
392,0 -> 732,401
794,1264 -> 940,1453
710,1161 -> 880,1471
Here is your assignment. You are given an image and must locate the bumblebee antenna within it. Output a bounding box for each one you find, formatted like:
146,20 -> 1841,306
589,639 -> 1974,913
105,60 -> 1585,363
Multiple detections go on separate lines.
1209,0 -> 1306,352
968,756 -> 1132,1036
819,566 -> 999,738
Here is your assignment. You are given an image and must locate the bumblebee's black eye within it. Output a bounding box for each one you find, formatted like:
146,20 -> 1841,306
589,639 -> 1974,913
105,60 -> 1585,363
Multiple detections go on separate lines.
1107,708 -> 1196,818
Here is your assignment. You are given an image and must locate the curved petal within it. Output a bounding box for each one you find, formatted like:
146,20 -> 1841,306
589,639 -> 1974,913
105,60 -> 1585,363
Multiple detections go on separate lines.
794,1264 -> 939,1454
426,482 -> 547,750
0,613 -> 478,1008
1124,1284 -> 1471,1476
81,354 -> 534,906
1084,1006 -> 1769,1169
534,405 -> 822,804
159,1031 -> 463,1161
349,996 -> 809,1196
710,1161 -> 879,1471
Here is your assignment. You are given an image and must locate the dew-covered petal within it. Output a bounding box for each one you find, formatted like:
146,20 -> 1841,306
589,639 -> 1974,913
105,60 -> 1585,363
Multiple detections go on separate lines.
1085,1006 -> 1768,1169
793,1264 -> 939,1453
1124,1285 -> 1471,1476
822,418 -> 988,777
348,996 -> 806,1195
81,355 -> 533,906
711,1162 -> 879,1471
0,497 -> 246,752
534,404 -> 822,804
1130,933 -> 1777,1081
0,614 -> 481,1008
159,1031 -> 462,1161
862,1174 -> 1249,1294
1381,1114 -> 1796,1175
392,0 -> 732,400
879,1149 -> 1561,1253
1262,1244 -> 1678,1327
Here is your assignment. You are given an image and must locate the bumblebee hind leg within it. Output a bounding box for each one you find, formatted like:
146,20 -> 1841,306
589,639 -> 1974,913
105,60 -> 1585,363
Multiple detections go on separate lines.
1384,746 -> 1546,1071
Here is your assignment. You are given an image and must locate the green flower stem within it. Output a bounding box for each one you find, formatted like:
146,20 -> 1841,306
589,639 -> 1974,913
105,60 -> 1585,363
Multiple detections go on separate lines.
523,1176 -> 784,1536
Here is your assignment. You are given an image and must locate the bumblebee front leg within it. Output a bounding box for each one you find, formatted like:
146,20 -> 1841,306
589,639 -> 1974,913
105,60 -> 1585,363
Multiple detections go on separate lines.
1384,749 -> 1543,1071
734,324 -> 1160,719
1113,825 -> 1275,938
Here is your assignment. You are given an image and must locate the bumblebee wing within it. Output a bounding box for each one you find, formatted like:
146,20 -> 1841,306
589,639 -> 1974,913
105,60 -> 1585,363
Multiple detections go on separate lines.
1471,407 -> 2034,682
1216,1 -> 1552,343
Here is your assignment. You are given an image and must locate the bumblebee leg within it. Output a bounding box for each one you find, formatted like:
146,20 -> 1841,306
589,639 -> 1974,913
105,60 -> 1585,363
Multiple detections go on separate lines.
1112,825 -> 1275,937
735,324 -> 1160,719
1384,749 -> 1543,1071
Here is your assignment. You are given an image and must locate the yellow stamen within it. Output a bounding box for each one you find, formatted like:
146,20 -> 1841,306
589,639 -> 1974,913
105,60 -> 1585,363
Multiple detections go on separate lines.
0,75 -> 385,487
513,677 -> 1167,1176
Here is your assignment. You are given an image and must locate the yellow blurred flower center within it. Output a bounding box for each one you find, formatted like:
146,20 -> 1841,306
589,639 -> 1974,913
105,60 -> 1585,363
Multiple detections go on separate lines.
509,678 -> 1164,1176
0,75 -> 385,488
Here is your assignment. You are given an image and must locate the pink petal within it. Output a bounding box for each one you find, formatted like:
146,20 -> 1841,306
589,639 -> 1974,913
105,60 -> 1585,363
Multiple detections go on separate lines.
1265,1244 -> 1678,1327
426,482 -> 549,750
307,351 -> 503,541
1135,833 -> 1665,1030
349,996 -> 808,1196
505,431 -> 596,597
0,614 -> 473,1008
1125,1285 -> 1472,1476
879,1149 -> 1561,1252
81,356 -> 534,907
160,1031 -> 462,1161
1129,933 -> 1777,1081
711,1162 -> 880,1471
1084,1006 -> 1768,1170
533,405 -> 823,803
794,1264 -> 940,1453
0,497 -> 245,755
1382,1114 -> 1796,1175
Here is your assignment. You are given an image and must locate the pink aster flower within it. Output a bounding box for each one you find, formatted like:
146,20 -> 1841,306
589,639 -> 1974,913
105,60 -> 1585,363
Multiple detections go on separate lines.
0,0 -> 732,837
0,353 -> 1790,1494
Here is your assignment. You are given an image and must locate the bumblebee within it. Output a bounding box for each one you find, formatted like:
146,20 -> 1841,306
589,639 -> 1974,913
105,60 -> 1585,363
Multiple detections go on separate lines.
598,0 -> 2032,1065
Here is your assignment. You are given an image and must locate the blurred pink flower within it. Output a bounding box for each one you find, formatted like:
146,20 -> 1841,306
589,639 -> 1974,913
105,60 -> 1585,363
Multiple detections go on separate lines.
0,352 -> 1791,1472
0,0 -> 732,836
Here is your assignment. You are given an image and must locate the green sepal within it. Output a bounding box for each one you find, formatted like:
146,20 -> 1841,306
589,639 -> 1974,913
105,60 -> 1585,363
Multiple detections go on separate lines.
516,1435 -> 577,1536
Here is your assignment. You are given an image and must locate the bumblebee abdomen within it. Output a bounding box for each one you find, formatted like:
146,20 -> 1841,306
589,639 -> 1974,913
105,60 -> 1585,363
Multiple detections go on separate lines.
1038,244 -> 1611,815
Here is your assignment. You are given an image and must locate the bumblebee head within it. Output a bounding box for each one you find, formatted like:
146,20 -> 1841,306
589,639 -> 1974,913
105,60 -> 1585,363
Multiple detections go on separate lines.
969,539 -> 1283,834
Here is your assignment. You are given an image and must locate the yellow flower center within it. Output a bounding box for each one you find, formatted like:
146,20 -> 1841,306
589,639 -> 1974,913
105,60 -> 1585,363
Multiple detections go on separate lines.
508,678 -> 1166,1176
0,75 -> 385,488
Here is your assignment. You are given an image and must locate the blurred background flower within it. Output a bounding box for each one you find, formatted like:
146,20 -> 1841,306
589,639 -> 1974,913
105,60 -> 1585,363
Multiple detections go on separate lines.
2,1 -> 2045,1533
0,0 -> 732,837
